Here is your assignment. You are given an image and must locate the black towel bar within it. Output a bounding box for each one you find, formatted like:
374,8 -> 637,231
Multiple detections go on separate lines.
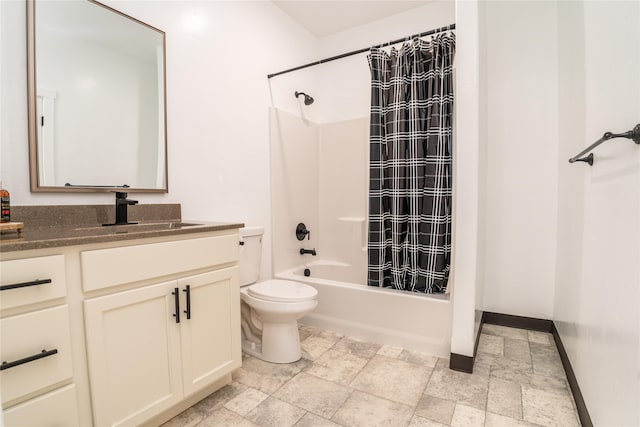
569,124 -> 640,166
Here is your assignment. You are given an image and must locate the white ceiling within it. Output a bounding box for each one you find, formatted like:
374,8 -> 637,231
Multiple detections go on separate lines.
272,1 -> 431,38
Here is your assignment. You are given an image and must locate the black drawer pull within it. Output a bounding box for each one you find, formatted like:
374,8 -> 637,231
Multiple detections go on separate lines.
0,279 -> 52,292
1,349 -> 58,371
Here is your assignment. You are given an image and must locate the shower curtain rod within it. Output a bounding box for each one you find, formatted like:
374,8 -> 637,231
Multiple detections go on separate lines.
267,23 -> 455,79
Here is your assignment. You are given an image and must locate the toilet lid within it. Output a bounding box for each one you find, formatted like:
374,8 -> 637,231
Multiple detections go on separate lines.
248,279 -> 317,303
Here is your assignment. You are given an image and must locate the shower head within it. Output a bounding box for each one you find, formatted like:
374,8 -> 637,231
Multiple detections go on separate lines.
295,91 -> 314,105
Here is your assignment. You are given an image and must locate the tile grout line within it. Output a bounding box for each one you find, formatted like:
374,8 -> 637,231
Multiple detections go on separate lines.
407,355 -> 438,424
292,329 -> 353,426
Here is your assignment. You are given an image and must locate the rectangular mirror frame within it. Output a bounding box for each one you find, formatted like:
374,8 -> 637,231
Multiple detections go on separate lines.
26,0 -> 169,193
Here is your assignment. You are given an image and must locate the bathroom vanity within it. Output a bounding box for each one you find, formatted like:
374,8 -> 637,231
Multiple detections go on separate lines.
0,205 -> 243,426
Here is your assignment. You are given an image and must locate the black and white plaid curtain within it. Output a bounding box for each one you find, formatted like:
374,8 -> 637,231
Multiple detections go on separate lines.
367,33 -> 455,294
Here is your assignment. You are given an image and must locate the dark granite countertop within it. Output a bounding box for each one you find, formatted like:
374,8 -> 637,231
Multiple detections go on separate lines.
0,205 -> 244,253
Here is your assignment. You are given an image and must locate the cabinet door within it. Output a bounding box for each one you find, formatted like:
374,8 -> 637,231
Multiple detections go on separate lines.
178,266 -> 241,397
84,281 -> 183,427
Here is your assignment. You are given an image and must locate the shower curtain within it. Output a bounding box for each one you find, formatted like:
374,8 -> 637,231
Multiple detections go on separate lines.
367,33 -> 455,294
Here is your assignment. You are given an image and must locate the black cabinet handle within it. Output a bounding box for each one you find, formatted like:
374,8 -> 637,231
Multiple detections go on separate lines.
172,288 -> 180,323
0,279 -> 52,292
183,285 -> 191,320
1,349 -> 58,371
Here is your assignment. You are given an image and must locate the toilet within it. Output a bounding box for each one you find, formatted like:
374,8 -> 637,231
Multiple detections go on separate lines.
239,226 -> 318,363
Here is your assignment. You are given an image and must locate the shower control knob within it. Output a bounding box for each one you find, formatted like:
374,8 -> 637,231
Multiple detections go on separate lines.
296,223 -> 310,241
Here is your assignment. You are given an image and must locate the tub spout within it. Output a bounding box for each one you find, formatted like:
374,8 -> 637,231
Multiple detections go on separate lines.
300,248 -> 317,256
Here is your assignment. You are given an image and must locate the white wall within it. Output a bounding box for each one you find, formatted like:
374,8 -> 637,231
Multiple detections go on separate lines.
479,1 -> 559,320
1,0 -> 321,281
477,0 -> 639,422
555,1 -> 640,425
0,0 -> 4,190
474,0 -> 489,350
450,0 -> 481,358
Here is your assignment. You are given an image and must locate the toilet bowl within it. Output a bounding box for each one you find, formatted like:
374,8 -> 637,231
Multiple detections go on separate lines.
239,227 -> 318,363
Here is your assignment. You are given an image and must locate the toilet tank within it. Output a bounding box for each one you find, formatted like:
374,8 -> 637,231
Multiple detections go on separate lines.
239,226 -> 265,286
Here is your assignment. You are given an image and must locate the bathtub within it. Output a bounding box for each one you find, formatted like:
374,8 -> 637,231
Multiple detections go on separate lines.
275,260 -> 452,357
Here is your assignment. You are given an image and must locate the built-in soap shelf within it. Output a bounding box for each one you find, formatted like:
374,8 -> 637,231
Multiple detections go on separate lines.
337,216 -> 367,251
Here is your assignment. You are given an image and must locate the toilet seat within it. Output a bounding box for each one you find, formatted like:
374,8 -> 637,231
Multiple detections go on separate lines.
247,279 -> 317,303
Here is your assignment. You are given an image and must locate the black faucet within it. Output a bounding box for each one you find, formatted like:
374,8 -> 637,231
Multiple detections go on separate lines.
105,192 -> 138,226
300,248 -> 317,256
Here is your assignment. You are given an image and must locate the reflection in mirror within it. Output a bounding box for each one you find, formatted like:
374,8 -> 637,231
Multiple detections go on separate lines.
27,0 -> 168,192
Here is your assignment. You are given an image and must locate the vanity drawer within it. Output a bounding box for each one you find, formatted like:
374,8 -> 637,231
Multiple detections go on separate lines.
2,384 -> 80,427
81,234 -> 239,291
0,255 -> 66,311
0,305 -> 73,404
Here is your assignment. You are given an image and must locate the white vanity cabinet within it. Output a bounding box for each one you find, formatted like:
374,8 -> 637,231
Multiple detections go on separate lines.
81,233 -> 241,427
1,226 -> 242,427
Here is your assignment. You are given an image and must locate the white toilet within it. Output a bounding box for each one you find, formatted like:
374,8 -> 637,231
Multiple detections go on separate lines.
239,226 -> 318,363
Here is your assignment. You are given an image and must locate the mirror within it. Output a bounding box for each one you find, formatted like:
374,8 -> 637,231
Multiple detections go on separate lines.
27,0 -> 168,192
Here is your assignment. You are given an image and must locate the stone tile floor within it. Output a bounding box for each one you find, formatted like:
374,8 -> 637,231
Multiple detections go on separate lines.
162,323 -> 581,427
